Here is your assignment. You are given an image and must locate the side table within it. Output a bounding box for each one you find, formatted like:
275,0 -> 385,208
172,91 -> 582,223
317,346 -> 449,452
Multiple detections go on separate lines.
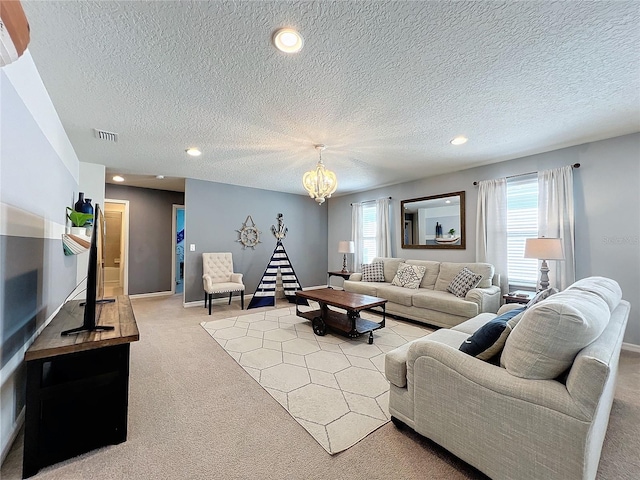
503,290 -> 535,305
327,271 -> 352,288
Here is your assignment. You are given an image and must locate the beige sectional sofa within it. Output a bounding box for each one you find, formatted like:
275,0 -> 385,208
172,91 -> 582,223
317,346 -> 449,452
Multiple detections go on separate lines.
343,257 -> 501,328
385,276 -> 629,480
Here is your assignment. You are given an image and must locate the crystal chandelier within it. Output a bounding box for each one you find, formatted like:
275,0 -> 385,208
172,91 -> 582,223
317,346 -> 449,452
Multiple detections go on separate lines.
302,144 -> 337,205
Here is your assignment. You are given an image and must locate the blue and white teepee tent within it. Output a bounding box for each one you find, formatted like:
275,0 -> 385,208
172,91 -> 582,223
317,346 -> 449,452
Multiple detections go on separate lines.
247,214 -> 307,309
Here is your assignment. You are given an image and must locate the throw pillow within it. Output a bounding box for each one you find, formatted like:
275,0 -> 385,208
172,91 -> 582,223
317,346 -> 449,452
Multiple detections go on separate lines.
361,262 -> 385,282
447,267 -> 483,298
460,307 -> 526,360
391,263 -> 427,289
525,287 -> 559,308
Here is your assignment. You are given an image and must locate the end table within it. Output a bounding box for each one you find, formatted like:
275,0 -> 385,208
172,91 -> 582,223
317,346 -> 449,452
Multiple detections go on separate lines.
503,290 -> 535,305
327,271 -> 352,289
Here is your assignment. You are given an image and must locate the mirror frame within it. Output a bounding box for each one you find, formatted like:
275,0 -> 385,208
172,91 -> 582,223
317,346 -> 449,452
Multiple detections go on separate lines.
401,191 -> 466,249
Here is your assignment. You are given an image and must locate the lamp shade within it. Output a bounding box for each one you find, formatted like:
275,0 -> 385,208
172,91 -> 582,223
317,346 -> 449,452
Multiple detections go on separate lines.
524,238 -> 564,260
338,240 -> 355,254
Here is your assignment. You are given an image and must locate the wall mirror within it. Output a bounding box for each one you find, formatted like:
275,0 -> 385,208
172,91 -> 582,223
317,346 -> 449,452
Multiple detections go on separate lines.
401,191 -> 466,249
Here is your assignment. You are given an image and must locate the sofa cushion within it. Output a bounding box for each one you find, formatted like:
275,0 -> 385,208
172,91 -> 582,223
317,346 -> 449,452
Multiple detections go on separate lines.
412,290 -> 479,318
565,276 -> 622,312
435,262 -> 494,291
447,267 -> 483,298
502,288 -> 611,379
460,307 -> 526,360
451,312 -> 497,335
376,285 -> 414,307
391,263 -> 426,289
406,260 -> 440,289
373,257 -> 406,283
361,262 -> 385,282
343,280 -> 385,296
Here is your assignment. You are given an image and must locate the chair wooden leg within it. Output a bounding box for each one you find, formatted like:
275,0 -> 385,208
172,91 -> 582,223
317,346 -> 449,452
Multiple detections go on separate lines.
228,292 -> 232,305
208,293 -> 212,315
240,291 -> 244,310
204,291 -> 207,309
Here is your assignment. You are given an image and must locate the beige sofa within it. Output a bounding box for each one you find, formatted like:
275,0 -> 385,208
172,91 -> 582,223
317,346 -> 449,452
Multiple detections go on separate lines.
385,276 -> 629,480
343,257 -> 501,328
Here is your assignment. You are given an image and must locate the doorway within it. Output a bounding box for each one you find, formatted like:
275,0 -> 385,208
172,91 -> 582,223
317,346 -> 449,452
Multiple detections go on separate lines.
104,199 -> 129,297
172,205 -> 185,295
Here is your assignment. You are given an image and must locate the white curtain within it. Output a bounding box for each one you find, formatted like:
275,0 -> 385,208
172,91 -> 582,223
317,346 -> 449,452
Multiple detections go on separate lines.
538,166 -> 575,290
351,202 -> 364,272
476,178 -> 509,294
376,197 -> 392,257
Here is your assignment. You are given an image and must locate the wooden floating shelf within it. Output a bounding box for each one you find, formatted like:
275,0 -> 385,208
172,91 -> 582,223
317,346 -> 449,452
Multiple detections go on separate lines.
62,233 -> 90,256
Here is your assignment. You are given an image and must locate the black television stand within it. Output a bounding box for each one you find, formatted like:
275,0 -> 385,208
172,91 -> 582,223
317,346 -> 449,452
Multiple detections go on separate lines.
23,296 -> 139,478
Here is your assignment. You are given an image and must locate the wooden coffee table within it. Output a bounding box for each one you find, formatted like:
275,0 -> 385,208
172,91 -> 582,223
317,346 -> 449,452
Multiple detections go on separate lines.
295,288 -> 387,344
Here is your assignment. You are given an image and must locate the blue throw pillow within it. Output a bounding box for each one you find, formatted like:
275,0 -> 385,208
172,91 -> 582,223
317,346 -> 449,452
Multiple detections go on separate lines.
459,307 -> 526,360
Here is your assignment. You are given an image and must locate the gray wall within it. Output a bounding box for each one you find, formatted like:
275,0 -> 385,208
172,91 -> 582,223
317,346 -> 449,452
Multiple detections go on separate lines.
105,184 -> 184,295
328,133 -> 640,346
184,179 -> 328,304
1,64 -> 79,458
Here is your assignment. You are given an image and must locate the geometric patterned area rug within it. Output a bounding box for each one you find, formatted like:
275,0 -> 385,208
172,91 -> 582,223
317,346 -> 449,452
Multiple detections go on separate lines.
200,304 -> 432,454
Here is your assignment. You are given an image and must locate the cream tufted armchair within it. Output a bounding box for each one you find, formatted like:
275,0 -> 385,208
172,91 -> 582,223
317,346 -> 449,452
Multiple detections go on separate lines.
202,253 -> 245,314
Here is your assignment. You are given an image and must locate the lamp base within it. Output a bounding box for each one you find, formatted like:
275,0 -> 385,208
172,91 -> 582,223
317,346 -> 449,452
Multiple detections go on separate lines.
341,254 -> 348,273
538,259 -> 550,291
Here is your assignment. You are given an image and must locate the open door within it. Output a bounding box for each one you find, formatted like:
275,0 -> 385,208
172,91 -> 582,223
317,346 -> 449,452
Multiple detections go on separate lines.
104,200 -> 129,297
172,205 -> 185,295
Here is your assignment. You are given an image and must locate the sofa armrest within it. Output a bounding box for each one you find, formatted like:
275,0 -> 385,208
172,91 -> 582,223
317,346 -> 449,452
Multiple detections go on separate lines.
406,339 -> 586,420
348,273 -> 362,281
465,285 -> 501,314
230,273 -> 243,284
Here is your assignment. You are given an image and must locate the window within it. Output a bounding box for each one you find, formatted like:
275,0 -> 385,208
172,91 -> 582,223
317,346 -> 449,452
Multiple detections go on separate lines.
361,203 -> 377,264
506,175 -> 539,288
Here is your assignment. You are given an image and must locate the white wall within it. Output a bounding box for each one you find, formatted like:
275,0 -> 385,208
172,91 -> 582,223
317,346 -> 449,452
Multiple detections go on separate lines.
0,52 -> 80,462
76,162 -> 106,296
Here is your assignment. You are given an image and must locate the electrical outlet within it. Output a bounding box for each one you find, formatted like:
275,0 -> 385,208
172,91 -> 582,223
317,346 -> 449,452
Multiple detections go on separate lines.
190,244 -> 196,252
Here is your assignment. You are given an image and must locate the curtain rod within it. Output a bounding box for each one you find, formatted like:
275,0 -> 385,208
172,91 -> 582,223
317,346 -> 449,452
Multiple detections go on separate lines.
351,196 -> 392,206
472,163 -> 581,186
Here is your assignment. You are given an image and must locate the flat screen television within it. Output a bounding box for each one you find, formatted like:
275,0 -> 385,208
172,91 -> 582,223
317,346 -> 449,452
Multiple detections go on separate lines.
61,203 -> 115,336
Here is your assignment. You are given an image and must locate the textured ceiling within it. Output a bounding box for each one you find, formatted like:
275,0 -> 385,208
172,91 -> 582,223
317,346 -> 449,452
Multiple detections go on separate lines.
21,1 -> 640,196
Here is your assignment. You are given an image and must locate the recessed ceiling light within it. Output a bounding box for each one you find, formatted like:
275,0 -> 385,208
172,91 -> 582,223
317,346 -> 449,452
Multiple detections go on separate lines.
186,148 -> 201,157
272,28 -> 304,53
113,175 -> 125,182
445,200 -> 451,204
156,175 -> 165,179
450,136 -> 468,146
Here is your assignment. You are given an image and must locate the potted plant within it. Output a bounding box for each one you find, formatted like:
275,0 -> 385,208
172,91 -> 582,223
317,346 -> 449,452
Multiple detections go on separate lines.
448,228 -> 456,238
66,207 -> 93,236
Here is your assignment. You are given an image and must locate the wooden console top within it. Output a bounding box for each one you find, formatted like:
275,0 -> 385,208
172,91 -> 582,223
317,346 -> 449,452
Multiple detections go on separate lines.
25,295 -> 139,361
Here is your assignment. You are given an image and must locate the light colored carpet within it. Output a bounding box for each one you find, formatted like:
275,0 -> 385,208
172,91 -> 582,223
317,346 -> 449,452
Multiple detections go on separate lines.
1,294 -> 639,479
200,304 -> 432,454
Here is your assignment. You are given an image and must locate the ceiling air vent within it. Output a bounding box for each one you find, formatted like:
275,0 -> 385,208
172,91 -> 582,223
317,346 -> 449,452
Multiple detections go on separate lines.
93,128 -> 118,143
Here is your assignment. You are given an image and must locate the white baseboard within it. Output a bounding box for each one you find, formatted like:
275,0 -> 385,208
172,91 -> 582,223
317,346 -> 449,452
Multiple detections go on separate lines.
129,291 -> 174,299
1,407 -> 25,466
622,342 -> 640,353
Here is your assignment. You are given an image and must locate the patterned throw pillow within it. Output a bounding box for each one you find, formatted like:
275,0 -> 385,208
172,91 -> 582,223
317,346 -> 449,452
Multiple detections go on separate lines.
460,307 -> 526,360
361,262 -> 385,282
447,267 -> 483,298
391,263 -> 427,289
525,287 -> 559,308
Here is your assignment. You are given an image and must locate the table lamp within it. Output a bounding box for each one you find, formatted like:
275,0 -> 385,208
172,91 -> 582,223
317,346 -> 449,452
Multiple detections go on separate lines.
338,240 -> 355,273
524,237 -> 564,291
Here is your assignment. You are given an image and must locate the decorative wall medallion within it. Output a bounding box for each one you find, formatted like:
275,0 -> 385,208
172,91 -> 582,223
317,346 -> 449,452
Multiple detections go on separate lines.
236,215 -> 261,249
